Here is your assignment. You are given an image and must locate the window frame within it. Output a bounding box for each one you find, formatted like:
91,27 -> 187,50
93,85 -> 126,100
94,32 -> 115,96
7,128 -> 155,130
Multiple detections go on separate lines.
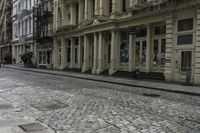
176,17 -> 195,46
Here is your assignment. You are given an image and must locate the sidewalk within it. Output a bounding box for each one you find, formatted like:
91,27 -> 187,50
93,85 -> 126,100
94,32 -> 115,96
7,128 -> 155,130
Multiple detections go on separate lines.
0,95 -> 55,133
4,65 -> 200,96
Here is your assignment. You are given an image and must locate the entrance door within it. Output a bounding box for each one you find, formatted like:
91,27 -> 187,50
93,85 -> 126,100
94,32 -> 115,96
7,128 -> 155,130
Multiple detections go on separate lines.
179,51 -> 193,82
135,40 -> 146,71
151,38 -> 166,72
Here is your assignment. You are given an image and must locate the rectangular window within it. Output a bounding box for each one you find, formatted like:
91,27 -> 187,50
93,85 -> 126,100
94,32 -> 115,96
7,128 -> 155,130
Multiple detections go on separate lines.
122,0 -> 126,12
177,34 -> 193,45
178,18 -> 193,32
109,0 -> 112,13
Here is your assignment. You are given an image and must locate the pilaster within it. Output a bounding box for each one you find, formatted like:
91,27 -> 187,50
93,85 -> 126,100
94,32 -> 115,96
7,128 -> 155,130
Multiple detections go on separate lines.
109,30 -> 116,75
110,0 -> 118,19
92,33 -> 98,74
129,34 -> 133,71
84,0 -> 88,20
53,38 -> 59,69
60,37 -> 66,69
82,35 -> 89,72
78,37 -> 82,69
94,0 -> 99,16
99,0 -> 104,16
70,4 -> 76,25
79,0 -> 84,23
12,45 -> 15,64
146,24 -> 151,73
97,32 -> 104,74
70,38 -> 75,68
164,13 -> 174,81
194,8 -> 200,84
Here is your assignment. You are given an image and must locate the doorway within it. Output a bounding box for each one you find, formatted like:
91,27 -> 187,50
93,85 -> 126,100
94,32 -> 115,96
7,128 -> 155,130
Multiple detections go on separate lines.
179,51 -> 193,82
135,40 -> 147,71
151,38 -> 166,72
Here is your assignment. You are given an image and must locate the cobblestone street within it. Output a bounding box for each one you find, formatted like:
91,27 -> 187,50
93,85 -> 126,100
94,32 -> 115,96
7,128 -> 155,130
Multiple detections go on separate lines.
0,68 -> 200,133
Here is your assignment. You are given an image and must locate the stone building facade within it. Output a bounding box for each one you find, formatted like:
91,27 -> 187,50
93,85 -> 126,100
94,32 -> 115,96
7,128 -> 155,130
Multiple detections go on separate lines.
0,0 -> 12,63
12,0 -> 37,65
33,0 -> 53,69
53,0 -> 200,84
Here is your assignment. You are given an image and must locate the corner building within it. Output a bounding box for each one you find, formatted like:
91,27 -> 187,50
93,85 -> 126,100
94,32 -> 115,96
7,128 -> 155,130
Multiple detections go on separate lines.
53,0 -> 200,85
12,0 -> 37,65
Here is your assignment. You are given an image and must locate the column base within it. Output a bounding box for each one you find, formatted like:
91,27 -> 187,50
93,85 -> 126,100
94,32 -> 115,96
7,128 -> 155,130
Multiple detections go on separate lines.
109,69 -> 116,76
82,66 -> 89,73
194,74 -> 200,85
92,68 -> 97,74
164,71 -> 173,81
97,69 -> 103,74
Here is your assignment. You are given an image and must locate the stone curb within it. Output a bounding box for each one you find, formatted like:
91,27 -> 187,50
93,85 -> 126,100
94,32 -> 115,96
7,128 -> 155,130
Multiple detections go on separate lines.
4,66 -> 200,97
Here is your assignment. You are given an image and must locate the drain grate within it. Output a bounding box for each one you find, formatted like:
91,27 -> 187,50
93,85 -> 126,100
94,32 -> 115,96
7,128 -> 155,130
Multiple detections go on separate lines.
142,93 -> 161,98
31,101 -> 68,111
18,123 -> 46,132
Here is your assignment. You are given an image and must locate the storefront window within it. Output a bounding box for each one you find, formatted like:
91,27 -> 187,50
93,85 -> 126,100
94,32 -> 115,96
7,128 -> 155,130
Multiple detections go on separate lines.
120,42 -> 129,64
153,40 -> 159,65
43,51 -> 46,64
142,41 -> 146,64
75,47 -> 78,64
161,39 -> 166,65
135,42 -> 140,65
39,51 -> 42,64
108,44 -> 111,63
47,51 -> 50,64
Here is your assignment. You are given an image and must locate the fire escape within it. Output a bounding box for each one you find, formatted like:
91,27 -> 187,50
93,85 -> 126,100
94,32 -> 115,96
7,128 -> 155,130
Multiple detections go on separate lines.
0,0 -> 12,62
33,0 -> 53,45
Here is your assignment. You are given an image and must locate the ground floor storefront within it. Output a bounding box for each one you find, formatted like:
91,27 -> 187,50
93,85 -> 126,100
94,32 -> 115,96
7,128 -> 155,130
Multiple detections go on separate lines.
37,43 -> 53,69
12,42 -> 37,65
53,8 -> 200,84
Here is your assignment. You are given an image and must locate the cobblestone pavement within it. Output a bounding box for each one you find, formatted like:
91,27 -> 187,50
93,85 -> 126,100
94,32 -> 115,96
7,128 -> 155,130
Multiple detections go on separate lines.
0,68 -> 200,133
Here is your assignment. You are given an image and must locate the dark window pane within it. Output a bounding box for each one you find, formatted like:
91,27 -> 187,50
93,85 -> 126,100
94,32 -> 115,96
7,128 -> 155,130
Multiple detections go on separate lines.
75,48 -> 78,63
136,28 -> 147,37
154,25 -> 166,35
108,44 -> 111,63
178,18 -> 193,32
177,34 -> 193,45
47,51 -> 51,64
109,0 -> 112,13
121,31 -> 128,40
